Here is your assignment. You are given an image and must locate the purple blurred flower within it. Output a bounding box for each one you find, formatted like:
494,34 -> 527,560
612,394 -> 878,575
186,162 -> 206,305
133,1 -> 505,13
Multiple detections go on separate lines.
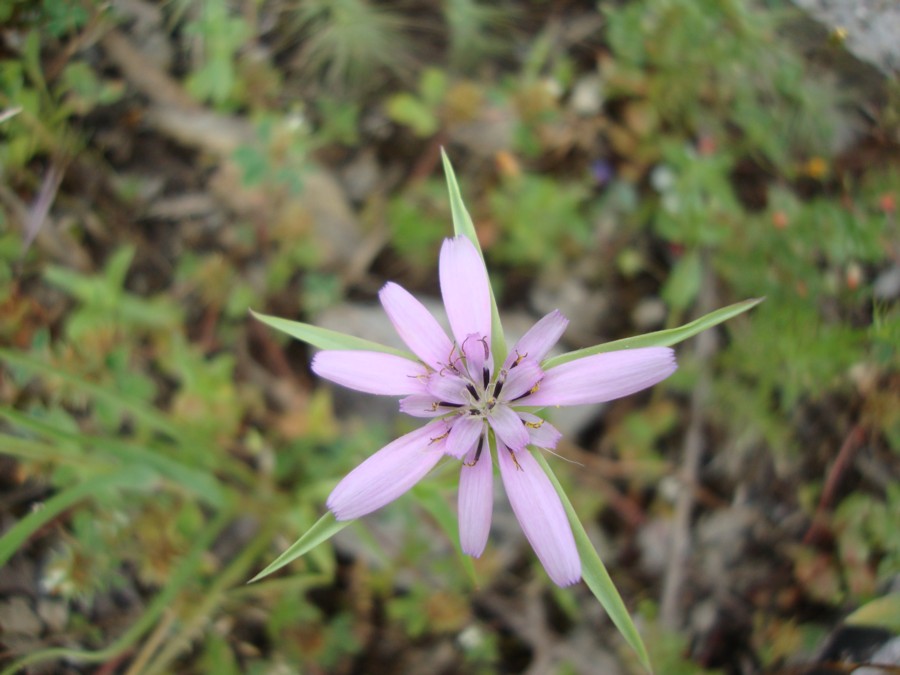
590,159 -> 615,186
312,236 -> 677,586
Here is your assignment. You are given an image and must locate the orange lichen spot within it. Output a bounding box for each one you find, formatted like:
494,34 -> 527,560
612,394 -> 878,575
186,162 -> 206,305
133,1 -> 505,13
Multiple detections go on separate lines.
772,210 -> 789,230
803,157 -> 829,180
846,263 -> 862,291
495,150 -> 521,179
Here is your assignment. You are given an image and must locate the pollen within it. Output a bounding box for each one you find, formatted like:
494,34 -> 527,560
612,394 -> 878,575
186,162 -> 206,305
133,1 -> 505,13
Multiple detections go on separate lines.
428,430 -> 450,444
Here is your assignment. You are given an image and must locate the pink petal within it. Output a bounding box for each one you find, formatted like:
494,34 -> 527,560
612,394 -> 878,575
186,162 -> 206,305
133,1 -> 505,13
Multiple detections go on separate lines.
505,310 -> 569,369
520,347 -> 677,407
312,351 -> 428,395
399,395 -> 447,418
497,444 -> 581,587
488,404 -> 529,452
517,412 -> 562,449
461,332 -> 491,383
499,360 -> 543,401
439,236 -> 492,347
458,437 -> 493,557
379,282 -> 454,371
447,415 -> 484,459
327,422 -> 447,520
426,372 -> 469,405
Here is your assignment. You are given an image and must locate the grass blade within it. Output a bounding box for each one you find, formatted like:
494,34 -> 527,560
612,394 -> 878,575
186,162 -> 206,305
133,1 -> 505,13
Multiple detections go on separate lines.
412,481 -> 478,585
0,348 -> 181,440
0,466 -> 155,568
250,310 -> 413,358
533,450 -> 653,673
249,511 -> 350,583
0,409 -> 226,507
543,297 -> 764,369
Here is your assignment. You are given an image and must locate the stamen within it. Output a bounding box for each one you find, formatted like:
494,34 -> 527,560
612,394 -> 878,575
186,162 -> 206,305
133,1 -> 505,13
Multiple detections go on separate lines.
438,401 -> 463,408
444,345 -> 462,374
508,447 -> 522,471
510,378 -> 542,402
510,350 -> 527,368
482,367 -> 490,389
492,377 -> 504,398
523,419 -> 544,429
479,336 -> 489,360
465,383 -> 479,400
428,430 -> 450,445
464,436 -> 485,467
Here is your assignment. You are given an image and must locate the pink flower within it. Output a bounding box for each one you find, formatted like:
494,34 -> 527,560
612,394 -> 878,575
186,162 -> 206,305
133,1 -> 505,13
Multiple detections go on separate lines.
312,236 -> 677,586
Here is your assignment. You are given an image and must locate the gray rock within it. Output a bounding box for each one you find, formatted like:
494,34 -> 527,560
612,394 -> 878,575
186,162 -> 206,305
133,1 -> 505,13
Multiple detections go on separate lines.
793,0 -> 900,74
36,598 -> 68,633
570,74 -> 605,116
0,597 -> 42,635
339,149 -> 381,204
856,636 -> 900,674
449,104 -> 516,158
631,297 -> 667,331
874,265 -> 900,300
302,169 -> 365,269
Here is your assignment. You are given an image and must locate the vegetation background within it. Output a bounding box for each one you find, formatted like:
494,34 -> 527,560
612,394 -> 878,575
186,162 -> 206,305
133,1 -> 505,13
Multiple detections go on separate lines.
0,0 -> 898,673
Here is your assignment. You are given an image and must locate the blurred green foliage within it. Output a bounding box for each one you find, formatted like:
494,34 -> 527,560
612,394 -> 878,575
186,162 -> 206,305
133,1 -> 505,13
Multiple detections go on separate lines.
0,0 -> 898,672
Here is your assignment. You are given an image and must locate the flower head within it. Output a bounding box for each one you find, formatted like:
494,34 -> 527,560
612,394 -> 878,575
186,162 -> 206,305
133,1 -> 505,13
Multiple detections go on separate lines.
311,235 -> 676,586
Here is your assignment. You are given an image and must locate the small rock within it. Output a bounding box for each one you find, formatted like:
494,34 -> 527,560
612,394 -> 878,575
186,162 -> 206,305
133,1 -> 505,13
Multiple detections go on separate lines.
449,104 -> 515,158
36,598 -> 68,633
631,297 -> 667,331
301,169 -> 365,269
570,74 -> 604,116
340,149 -> 380,204
793,0 -> 900,75
874,265 -> 900,300
637,518 -> 673,577
531,275 -> 609,343
0,597 -> 42,635
857,636 -> 900,674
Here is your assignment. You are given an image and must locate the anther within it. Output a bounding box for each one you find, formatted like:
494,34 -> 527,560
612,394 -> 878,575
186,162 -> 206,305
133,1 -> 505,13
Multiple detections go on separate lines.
482,367 -> 490,389
429,430 -> 450,445
465,383 -> 479,400
464,437 -> 485,467
508,448 -> 522,471
438,401 -> 463,408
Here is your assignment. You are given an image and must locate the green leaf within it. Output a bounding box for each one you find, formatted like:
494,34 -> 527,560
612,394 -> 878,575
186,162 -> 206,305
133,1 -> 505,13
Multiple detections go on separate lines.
440,149 -> 507,366
0,348 -> 181,439
249,512 -> 350,583
532,450 -> 653,673
845,594 -> 900,632
543,297 -> 764,369
411,481 -> 477,585
386,93 -> 439,137
249,310 -> 414,358
0,408 -> 227,507
0,466 -> 155,568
